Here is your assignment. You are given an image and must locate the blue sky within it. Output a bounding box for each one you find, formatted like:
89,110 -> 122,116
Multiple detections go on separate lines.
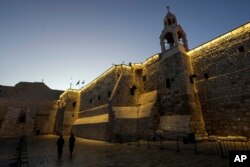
0,0 -> 249,90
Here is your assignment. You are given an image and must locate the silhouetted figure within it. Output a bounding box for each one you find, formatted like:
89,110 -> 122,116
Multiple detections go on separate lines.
57,135 -> 64,158
69,133 -> 75,155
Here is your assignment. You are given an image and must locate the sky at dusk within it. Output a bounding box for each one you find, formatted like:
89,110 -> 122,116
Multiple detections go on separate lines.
0,0 -> 249,90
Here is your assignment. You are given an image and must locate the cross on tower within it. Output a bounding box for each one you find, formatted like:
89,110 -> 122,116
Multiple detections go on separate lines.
166,6 -> 170,12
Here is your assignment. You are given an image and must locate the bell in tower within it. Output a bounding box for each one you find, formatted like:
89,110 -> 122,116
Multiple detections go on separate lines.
160,7 -> 189,52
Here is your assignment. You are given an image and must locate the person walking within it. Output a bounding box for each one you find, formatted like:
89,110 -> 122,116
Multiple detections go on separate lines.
69,133 -> 75,155
57,135 -> 64,158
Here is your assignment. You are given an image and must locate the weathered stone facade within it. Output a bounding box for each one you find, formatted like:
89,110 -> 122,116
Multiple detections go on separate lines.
55,89 -> 79,135
0,82 -> 62,137
68,10 -> 250,141
0,9 -> 249,141
188,23 -> 250,137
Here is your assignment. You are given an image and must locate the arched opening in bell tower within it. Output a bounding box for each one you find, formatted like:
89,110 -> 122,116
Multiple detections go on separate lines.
167,18 -> 172,25
172,18 -> 176,24
164,32 -> 175,49
177,31 -> 185,45
177,31 -> 188,50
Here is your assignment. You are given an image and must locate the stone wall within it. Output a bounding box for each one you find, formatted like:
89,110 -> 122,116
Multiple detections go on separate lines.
73,123 -> 109,141
0,99 -> 59,136
142,45 -> 206,137
112,90 -> 158,136
72,104 -> 110,140
80,67 -> 117,110
55,89 -> 79,135
2,20 -> 249,141
0,82 -> 62,137
64,23 -> 250,140
72,65 -> 143,140
72,63 -> 161,140
71,45 -> 208,140
72,67 -> 118,140
189,23 -> 250,137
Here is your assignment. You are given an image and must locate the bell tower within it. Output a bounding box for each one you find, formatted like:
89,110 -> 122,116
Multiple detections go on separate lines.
157,7 -> 207,138
160,7 -> 188,52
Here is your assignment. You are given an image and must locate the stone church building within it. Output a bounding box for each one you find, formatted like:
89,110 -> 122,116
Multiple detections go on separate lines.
0,9 -> 250,141
0,82 -> 62,136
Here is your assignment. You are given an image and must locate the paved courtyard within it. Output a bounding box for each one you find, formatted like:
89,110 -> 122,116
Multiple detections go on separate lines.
0,135 -> 228,167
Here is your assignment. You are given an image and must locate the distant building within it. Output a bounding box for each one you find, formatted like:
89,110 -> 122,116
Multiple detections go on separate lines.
1,9 -> 250,141
0,82 -> 62,136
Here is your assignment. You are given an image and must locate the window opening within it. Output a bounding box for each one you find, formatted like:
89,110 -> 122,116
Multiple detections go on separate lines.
167,18 -> 172,25
189,74 -> 197,84
108,91 -> 111,97
72,102 -> 76,108
204,73 -> 209,80
130,86 -> 137,95
238,46 -> 245,52
172,18 -> 175,24
164,32 -> 175,48
18,113 -> 26,123
166,79 -> 171,89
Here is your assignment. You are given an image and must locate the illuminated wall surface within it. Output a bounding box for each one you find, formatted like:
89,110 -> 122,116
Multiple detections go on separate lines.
70,22 -> 250,141
188,22 -> 250,137
187,23 -> 250,57
0,9 -> 249,142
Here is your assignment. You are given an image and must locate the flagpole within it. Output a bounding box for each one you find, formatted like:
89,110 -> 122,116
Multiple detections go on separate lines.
81,80 -> 85,89
70,77 -> 72,89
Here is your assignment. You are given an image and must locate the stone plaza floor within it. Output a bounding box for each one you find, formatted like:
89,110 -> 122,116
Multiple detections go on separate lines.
0,135 -> 229,167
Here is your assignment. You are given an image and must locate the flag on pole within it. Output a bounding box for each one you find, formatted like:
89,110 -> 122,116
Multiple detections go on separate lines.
82,80 -> 85,84
76,80 -> 80,85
